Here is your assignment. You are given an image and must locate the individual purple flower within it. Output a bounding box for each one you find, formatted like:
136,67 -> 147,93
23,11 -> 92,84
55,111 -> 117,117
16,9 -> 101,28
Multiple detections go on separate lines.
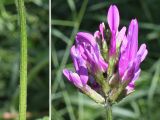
107,5 -> 127,56
99,23 -> 105,41
63,45 -> 88,88
119,19 -> 148,94
107,5 -> 120,56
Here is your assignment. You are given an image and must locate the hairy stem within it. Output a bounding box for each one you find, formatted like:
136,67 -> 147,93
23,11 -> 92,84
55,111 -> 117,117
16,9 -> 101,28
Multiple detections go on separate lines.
17,0 -> 27,119
106,103 -> 112,120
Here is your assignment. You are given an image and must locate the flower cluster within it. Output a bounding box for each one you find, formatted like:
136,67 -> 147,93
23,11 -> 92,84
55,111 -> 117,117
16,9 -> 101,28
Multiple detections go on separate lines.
63,5 -> 148,105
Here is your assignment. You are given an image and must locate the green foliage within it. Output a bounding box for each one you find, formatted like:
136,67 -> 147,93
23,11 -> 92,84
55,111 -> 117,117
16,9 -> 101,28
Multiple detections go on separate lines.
36,116 -> 49,120
0,0 -> 48,119
52,0 -> 160,120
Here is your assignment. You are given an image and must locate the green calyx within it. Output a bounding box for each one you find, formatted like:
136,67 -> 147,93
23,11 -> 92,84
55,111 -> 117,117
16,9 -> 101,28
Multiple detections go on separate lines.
95,73 -> 110,97
102,40 -> 108,61
81,85 -> 105,104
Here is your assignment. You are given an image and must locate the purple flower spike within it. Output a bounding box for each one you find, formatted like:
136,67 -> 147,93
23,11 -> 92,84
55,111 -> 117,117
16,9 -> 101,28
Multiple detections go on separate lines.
63,4 -> 148,104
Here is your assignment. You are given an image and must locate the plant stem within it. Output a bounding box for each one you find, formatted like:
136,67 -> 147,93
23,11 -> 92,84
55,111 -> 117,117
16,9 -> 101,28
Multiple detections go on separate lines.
17,0 -> 27,119
106,104 -> 112,120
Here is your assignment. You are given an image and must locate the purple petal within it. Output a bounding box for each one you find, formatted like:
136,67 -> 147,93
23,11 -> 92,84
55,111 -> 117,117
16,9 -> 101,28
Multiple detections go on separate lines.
126,82 -> 135,94
99,56 -> 108,72
89,75 -> 100,91
126,69 -> 141,94
94,31 -> 100,39
71,45 -> 88,85
76,32 -> 96,47
119,36 -> 128,77
85,47 -> 95,63
70,45 -> 79,71
84,44 -> 108,73
93,52 -> 99,65
119,20 -> 139,77
132,69 -> 141,82
120,35 -> 128,53
127,19 -> 138,61
109,34 -> 116,56
107,5 -> 120,56
121,61 -> 135,83
137,44 -> 148,62
141,50 -> 148,62
107,5 -> 120,32
76,32 -> 100,57
119,55 -> 128,77
63,69 -> 83,88
134,55 -> 141,72
77,44 -> 87,60
116,26 -> 126,44
85,48 -> 97,72
99,22 -> 105,41
70,72 -> 83,88
76,58 -> 88,85
63,69 -> 72,82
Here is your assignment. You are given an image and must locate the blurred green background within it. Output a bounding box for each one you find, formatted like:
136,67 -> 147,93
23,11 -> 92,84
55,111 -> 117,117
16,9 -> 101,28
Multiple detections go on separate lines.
0,0 -> 49,119
52,0 -> 160,120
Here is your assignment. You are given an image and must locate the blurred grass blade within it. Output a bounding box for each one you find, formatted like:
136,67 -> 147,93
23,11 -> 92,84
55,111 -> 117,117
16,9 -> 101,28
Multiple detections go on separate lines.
28,57 -> 48,83
52,29 -> 69,43
52,43 -> 59,68
113,107 -> 138,119
52,19 -> 75,27
67,0 -> 76,13
148,64 -> 160,103
78,93 -> 84,120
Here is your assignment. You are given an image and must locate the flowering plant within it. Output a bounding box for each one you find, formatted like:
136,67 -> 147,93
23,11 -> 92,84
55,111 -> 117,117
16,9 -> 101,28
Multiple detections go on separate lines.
63,4 -> 148,119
